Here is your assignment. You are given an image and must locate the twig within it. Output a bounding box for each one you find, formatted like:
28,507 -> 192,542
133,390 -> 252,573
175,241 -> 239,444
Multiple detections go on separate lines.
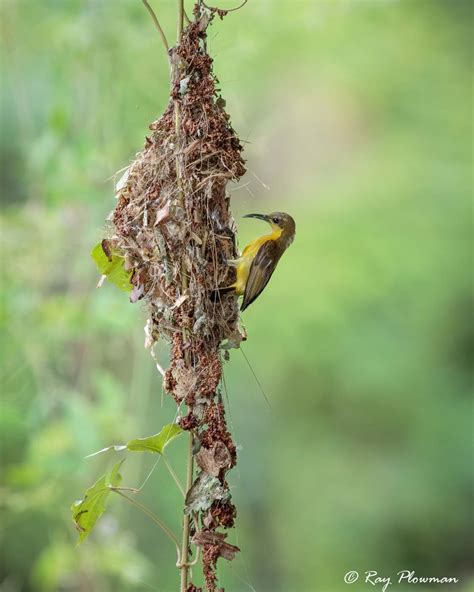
177,0 -> 184,40
180,431 -> 194,591
142,0 -> 170,53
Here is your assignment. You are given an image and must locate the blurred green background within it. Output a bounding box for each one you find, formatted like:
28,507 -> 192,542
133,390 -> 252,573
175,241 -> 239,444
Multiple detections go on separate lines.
1,1 -> 472,591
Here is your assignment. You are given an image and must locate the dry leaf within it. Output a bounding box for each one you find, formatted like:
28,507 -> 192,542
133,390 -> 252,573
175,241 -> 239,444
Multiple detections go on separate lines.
192,531 -> 240,561
173,367 -> 197,402
171,294 -> 189,310
196,442 -> 232,477
115,167 -> 130,195
154,201 -> 170,226
184,472 -> 230,514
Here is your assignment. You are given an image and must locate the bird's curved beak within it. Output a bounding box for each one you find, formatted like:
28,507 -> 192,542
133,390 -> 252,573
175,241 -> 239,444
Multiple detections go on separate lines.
243,213 -> 269,222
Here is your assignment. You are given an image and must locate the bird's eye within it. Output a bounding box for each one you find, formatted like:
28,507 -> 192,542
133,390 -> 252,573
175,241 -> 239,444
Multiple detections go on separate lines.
272,216 -> 279,224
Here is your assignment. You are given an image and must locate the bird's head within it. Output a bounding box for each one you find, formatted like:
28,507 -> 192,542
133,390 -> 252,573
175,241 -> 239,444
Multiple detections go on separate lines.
244,211 -> 296,244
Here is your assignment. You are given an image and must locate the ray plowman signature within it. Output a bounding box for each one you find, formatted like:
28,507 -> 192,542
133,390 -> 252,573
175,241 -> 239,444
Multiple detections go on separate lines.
344,570 -> 459,591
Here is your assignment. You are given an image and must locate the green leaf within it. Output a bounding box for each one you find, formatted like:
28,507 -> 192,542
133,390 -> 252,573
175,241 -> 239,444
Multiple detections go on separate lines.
84,424 -> 183,460
126,424 -> 183,454
91,241 -> 132,292
71,460 -> 124,542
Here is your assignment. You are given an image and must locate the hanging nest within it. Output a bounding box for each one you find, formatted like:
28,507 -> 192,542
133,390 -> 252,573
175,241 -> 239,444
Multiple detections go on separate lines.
105,4 -> 246,591
110,5 -> 246,401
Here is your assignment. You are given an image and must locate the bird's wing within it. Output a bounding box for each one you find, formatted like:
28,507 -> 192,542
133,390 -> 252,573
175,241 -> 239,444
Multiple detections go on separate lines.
241,240 -> 281,311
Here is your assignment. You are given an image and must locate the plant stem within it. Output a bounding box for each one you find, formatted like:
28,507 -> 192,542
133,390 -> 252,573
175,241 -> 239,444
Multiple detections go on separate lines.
202,0 -> 248,12
179,432 -> 194,591
112,489 -> 181,562
142,0 -> 170,53
177,0 -> 184,40
163,454 -> 186,497
173,5 -> 195,588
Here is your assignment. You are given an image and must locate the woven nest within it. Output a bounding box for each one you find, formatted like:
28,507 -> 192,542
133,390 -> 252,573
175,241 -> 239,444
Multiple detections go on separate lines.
108,6 -> 246,412
105,6 -> 247,588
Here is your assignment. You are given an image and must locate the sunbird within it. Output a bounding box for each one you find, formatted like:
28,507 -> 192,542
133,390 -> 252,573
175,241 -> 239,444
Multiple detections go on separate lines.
213,212 -> 296,311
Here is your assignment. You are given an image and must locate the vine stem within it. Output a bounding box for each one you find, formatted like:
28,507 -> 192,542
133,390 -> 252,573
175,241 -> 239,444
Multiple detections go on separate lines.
111,489 -> 181,562
177,0 -> 184,40
202,0 -> 247,12
173,6 -> 194,589
142,0 -> 170,53
179,432 -> 194,591
163,454 -> 186,497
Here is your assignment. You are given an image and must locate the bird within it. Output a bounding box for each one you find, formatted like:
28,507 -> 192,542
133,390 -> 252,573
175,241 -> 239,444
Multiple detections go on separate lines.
213,211 -> 296,311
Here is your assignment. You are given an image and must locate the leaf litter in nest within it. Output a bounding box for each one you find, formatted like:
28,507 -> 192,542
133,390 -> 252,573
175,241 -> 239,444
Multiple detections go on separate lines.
192,530 -> 240,562
196,441 -> 232,477
109,7 -> 246,353
185,472 -> 230,515
172,366 -> 198,403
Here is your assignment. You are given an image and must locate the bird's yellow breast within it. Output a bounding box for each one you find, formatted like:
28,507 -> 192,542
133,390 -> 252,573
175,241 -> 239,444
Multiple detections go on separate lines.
233,228 -> 282,295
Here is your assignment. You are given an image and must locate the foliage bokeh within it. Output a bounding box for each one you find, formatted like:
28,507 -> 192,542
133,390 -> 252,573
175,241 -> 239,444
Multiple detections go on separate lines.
1,1 -> 472,591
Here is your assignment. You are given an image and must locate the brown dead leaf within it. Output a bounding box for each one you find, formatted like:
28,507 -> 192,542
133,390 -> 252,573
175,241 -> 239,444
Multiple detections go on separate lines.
202,510 -> 215,529
171,294 -> 189,310
192,531 -> 240,561
173,367 -> 197,402
196,442 -> 232,477
221,326 -> 247,350
154,201 -> 170,226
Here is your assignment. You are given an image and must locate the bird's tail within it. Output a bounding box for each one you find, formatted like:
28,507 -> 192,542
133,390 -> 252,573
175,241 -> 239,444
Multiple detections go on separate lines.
210,286 -> 235,303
